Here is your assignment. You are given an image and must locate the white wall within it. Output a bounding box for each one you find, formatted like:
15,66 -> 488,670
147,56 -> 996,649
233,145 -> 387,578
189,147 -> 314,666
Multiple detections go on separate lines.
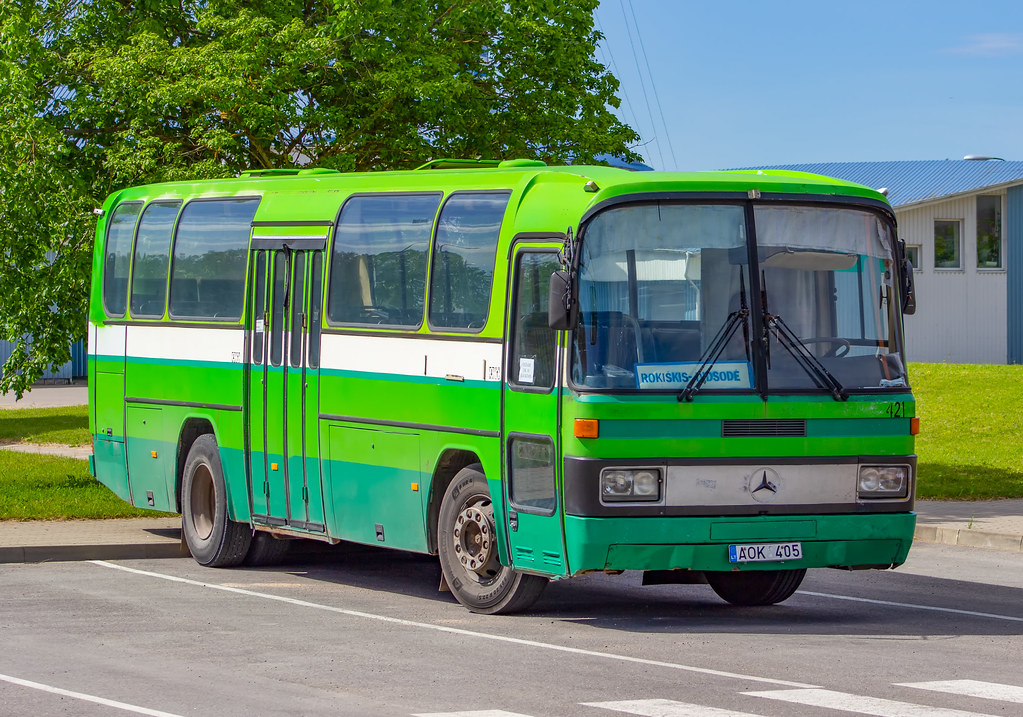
897,193 -> 1007,363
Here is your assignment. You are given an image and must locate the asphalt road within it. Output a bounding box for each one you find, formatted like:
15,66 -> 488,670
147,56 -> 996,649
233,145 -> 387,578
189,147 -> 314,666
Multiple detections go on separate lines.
3,542 -> 1023,717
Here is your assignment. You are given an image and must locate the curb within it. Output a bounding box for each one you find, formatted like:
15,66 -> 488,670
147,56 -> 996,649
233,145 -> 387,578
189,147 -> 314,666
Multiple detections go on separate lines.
914,524 -> 1023,553
0,541 -> 189,564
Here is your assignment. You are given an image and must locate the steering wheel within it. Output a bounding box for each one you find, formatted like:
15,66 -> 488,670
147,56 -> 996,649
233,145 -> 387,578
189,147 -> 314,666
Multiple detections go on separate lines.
802,337 -> 851,358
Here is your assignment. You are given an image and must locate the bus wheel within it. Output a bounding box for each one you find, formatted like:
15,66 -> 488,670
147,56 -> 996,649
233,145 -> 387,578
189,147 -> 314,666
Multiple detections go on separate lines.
705,568 -> 806,606
245,532 -> 291,567
181,434 -> 251,567
438,465 -> 547,614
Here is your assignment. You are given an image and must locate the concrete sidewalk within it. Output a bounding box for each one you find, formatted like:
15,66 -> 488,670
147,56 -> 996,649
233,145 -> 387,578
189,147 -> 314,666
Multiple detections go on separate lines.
0,380 -> 88,409
0,500 -> 1019,564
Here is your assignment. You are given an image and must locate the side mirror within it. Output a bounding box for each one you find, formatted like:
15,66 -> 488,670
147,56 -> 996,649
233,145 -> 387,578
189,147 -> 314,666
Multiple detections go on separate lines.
895,239 -> 916,315
900,259 -> 916,315
548,270 -> 579,330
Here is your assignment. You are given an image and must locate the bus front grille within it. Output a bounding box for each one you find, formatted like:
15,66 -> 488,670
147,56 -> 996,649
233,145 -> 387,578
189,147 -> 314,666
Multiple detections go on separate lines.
722,419 -> 806,437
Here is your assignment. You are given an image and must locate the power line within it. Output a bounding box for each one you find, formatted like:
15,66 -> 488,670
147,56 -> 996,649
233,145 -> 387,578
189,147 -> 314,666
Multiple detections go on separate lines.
594,14 -> 643,145
625,0 -> 677,170
617,0 -> 665,169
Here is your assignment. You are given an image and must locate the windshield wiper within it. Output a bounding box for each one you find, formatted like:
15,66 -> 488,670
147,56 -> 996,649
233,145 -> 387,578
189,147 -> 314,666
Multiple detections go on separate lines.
679,271 -> 751,402
760,272 -> 848,402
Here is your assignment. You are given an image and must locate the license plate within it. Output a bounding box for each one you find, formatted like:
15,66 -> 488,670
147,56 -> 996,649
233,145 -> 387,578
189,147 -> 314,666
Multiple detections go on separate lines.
728,542 -> 802,563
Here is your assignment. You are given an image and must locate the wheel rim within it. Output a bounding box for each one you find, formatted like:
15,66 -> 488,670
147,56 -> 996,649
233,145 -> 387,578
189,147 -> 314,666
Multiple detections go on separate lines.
452,497 -> 500,583
189,463 -> 216,541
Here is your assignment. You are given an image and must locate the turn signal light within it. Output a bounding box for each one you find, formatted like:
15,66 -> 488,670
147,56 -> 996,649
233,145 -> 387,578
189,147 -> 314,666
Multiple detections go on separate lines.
574,418 -> 599,438
910,417 -> 920,435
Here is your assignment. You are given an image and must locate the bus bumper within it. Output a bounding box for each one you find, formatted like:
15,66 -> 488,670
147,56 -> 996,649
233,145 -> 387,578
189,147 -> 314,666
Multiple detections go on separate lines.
564,512 -> 916,575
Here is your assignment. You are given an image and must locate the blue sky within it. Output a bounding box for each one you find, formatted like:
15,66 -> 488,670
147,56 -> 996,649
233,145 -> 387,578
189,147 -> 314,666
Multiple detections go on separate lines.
594,0 -> 1023,171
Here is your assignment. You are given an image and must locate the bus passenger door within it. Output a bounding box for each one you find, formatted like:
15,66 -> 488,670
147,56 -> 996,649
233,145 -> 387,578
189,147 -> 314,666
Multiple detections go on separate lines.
247,238 -> 326,535
502,248 -> 569,578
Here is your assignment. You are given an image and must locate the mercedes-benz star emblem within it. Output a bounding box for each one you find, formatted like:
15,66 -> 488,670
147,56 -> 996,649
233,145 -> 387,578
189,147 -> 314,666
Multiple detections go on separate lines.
748,467 -> 781,503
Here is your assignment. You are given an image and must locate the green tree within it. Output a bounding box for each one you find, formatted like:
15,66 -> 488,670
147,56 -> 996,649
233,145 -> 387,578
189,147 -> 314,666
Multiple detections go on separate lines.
0,0 -> 639,395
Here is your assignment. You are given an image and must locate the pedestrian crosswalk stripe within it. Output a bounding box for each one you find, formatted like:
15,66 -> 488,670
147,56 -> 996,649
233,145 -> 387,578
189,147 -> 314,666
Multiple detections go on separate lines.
897,680 -> 1023,704
411,711 -> 534,717
745,688 -> 999,717
584,698 -> 766,716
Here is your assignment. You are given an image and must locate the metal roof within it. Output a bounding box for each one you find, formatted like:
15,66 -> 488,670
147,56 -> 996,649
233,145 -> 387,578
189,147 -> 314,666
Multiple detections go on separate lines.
732,160 -> 1023,208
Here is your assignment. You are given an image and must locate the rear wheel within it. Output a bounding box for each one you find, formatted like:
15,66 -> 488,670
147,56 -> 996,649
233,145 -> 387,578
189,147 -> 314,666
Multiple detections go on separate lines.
245,532 -> 291,566
705,568 -> 806,606
438,465 -> 547,614
181,434 -> 251,567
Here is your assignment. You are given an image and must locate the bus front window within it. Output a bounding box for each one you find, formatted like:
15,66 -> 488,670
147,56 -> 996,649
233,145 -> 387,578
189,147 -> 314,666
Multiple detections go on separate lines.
571,201 -> 907,395
571,203 -> 753,391
755,205 -> 906,392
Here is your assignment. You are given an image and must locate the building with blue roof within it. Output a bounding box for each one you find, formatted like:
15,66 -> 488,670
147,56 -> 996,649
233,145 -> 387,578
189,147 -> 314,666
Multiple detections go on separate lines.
739,159 -> 1023,364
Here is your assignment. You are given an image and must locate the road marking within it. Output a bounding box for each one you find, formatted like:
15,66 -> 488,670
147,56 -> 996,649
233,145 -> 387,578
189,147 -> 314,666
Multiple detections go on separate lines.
89,560 -> 815,689
0,672 -> 183,717
584,698 -> 766,716
800,591 -> 1023,624
897,680 -> 1023,703
745,688 -> 999,716
409,707 -> 531,711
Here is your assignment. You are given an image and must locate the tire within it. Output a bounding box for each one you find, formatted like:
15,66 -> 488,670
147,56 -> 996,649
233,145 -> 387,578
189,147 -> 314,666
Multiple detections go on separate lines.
181,434 -> 251,567
705,568 -> 806,606
245,532 -> 291,567
438,464 -> 547,614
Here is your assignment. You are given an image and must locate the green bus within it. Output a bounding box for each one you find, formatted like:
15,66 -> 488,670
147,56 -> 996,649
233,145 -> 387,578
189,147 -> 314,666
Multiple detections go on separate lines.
88,159 -> 918,613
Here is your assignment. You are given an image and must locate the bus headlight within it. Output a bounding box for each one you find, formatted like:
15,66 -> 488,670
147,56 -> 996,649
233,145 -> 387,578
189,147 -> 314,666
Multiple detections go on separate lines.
858,465 -> 909,498
600,468 -> 661,502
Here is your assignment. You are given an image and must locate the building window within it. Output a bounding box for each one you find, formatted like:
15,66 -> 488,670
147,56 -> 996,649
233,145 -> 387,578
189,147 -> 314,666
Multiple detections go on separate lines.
977,195 -> 1002,269
934,220 -> 961,269
906,244 -> 921,270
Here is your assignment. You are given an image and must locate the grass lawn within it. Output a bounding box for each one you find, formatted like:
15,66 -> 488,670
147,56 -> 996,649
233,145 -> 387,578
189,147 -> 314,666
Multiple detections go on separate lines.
0,451 -> 163,520
911,363 -> 1023,500
0,405 -> 90,446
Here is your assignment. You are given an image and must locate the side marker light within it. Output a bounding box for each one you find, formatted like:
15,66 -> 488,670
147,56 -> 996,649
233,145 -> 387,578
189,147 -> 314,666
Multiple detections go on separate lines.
910,417 -> 920,435
574,419 -> 599,438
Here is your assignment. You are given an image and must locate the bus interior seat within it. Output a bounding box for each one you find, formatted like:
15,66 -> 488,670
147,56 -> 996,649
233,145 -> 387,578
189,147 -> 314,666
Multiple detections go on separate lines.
646,325 -> 702,363
577,311 -> 643,386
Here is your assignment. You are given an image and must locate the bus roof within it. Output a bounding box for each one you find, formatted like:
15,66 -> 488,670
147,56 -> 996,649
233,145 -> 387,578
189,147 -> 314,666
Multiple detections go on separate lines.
101,161 -> 891,220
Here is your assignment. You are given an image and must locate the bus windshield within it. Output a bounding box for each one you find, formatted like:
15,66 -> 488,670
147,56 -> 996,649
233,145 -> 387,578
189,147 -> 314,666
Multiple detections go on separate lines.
571,201 -> 906,394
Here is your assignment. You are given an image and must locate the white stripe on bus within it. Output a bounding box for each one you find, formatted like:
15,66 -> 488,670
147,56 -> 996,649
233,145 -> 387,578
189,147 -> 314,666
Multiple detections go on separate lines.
584,698 -> 767,716
319,333 -> 503,381
745,688 -> 997,717
89,561 -> 816,689
896,680 -> 1023,704
126,325 -> 244,363
93,323 -> 127,356
0,672 -> 183,717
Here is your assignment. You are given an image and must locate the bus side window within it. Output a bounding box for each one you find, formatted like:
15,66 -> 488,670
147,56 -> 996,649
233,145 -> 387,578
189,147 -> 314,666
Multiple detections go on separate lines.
509,252 -> 561,390
169,198 -> 259,321
270,252 -> 287,367
308,252 -> 323,369
103,202 -> 143,318
252,253 -> 267,365
130,201 -> 180,318
327,194 -> 440,328
429,192 -> 510,331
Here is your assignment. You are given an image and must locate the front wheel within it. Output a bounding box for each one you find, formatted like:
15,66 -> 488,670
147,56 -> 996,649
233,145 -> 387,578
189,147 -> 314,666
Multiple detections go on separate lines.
438,465 -> 547,614
181,434 -> 251,567
705,568 -> 806,606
